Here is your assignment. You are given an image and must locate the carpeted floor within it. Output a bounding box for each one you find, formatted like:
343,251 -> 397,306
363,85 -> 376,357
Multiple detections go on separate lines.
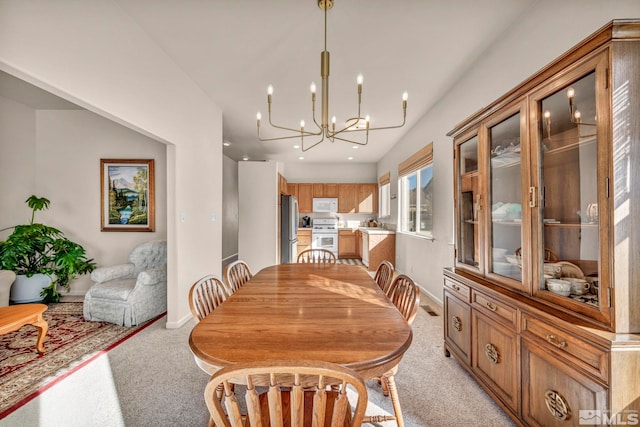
0,302 -> 164,419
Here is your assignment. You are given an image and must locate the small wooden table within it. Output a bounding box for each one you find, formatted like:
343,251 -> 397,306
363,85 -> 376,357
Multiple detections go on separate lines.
0,303 -> 49,354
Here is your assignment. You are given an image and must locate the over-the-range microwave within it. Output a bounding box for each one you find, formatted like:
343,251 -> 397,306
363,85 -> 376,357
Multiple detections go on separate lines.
312,198 -> 338,213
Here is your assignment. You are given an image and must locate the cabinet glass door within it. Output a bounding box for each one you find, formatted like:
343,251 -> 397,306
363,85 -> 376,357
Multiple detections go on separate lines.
532,58 -> 608,322
456,135 -> 481,272
487,111 -> 524,286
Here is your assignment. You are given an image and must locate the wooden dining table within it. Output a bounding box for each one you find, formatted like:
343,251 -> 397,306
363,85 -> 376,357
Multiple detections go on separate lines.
189,262 -> 413,382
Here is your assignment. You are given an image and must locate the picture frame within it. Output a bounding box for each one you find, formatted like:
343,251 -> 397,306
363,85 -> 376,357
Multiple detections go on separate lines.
100,159 -> 155,232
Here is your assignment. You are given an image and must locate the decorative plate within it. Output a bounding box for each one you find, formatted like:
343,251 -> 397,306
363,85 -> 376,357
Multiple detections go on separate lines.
557,261 -> 584,279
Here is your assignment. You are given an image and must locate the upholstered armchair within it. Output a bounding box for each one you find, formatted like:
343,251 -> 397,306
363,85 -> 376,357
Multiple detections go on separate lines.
0,270 -> 16,307
83,240 -> 167,326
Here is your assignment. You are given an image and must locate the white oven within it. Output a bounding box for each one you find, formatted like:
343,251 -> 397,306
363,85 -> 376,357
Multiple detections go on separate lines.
311,218 -> 338,257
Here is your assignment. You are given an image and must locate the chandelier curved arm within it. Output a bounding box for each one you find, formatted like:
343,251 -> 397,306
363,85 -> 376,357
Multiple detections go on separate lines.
301,132 -> 327,152
329,131 -> 370,146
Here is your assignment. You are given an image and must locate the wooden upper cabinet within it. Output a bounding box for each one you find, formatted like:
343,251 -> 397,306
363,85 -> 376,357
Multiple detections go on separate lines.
287,183 -> 298,198
357,184 -> 378,214
338,184 -> 358,213
297,183 -> 313,213
278,173 -> 288,196
324,184 -> 339,198
312,184 -> 324,197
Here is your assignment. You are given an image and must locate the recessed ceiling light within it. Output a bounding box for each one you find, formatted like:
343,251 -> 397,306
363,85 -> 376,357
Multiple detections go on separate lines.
298,156 -> 304,160
352,145 -> 359,149
293,145 -> 300,149
347,156 -> 354,160
242,156 -> 249,161
223,141 -> 231,147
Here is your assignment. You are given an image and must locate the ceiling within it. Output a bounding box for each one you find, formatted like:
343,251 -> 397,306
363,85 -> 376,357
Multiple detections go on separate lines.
1,0 -> 537,163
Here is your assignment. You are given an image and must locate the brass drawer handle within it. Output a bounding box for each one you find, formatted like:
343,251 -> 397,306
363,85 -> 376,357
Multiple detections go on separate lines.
546,334 -> 567,349
486,301 -> 498,312
452,316 -> 462,332
451,284 -> 461,292
484,343 -> 500,364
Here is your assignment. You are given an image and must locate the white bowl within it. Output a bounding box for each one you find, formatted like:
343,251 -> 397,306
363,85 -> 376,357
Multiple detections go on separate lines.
546,278 -> 571,296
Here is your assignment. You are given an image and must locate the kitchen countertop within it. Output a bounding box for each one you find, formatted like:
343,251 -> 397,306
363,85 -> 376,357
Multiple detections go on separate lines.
337,226 -> 396,235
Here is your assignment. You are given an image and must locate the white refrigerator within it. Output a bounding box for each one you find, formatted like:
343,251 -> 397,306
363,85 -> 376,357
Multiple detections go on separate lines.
280,195 -> 299,263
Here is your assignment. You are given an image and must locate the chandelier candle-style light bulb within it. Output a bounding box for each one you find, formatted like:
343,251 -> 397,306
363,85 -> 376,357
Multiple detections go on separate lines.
254,0 -> 408,152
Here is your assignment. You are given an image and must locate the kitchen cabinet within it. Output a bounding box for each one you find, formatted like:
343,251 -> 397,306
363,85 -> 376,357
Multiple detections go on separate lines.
278,173 -> 289,197
357,183 -> 378,214
312,183 -> 338,198
338,184 -> 358,213
338,183 -> 378,213
360,229 -> 395,271
445,20 -> 640,425
297,184 -> 313,213
338,229 -> 358,258
297,229 -> 312,257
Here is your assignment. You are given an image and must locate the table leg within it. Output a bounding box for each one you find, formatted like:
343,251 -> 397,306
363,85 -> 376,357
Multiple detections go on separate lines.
33,314 -> 48,354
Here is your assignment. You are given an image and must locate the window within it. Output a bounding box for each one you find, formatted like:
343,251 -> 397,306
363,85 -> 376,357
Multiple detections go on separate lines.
398,143 -> 433,238
378,172 -> 391,218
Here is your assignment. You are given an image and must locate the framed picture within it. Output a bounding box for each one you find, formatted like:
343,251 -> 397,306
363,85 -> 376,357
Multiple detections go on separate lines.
100,159 -> 155,232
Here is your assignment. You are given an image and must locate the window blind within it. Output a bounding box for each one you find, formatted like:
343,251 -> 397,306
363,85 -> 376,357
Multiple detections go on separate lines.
379,172 -> 390,186
398,143 -> 433,177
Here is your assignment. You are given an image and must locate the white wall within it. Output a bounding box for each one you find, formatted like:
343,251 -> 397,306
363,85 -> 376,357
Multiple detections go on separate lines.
222,155 -> 239,260
0,0 -> 223,327
378,2 -> 640,305
284,162 -> 377,183
0,96 -> 35,227
238,161 -> 279,273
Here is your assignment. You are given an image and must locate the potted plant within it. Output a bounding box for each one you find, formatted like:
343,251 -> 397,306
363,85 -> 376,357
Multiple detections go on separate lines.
0,195 -> 96,303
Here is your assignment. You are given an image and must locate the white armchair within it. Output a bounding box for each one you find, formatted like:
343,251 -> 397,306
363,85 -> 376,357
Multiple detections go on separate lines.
0,270 -> 16,307
83,240 -> 167,326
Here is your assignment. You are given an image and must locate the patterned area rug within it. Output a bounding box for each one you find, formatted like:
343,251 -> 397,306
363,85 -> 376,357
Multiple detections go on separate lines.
336,258 -> 364,266
0,302 -> 164,419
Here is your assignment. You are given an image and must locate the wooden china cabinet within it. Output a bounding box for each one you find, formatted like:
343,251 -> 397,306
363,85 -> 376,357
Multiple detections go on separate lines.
445,20 -> 640,426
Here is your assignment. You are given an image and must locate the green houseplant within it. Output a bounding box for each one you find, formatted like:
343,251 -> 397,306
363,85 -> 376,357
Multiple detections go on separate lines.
0,195 -> 96,303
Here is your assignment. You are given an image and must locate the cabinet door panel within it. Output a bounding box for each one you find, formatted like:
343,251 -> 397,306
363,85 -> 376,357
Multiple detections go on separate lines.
455,134 -> 482,273
522,338 -> 607,427
472,311 -> 519,412
338,184 -> 357,213
297,183 -> 313,213
444,291 -> 471,365
529,52 -> 611,326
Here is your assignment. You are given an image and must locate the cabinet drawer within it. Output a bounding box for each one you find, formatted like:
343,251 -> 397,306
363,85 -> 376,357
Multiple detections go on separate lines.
472,311 -> 519,413
522,338 -> 608,427
472,291 -> 517,329
522,314 -> 608,382
444,291 -> 471,365
444,278 -> 470,302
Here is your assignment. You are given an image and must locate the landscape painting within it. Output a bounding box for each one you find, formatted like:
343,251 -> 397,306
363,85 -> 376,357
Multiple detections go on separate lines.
100,159 -> 155,232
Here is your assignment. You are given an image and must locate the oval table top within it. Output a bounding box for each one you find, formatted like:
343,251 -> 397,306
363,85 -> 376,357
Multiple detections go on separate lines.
189,263 -> 413,379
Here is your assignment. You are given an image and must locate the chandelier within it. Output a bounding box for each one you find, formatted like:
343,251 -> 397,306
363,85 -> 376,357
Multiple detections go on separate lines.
256,0 -> 408,152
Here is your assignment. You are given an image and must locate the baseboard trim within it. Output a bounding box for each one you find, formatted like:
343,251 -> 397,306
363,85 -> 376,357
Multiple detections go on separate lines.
165,312 -> 192,329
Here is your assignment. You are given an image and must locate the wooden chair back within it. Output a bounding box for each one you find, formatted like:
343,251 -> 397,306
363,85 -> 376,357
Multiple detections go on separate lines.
297,249 -> 337,264
387,274 -> 421,325
188,275 -> 228,322
373,260 -> 394,296
204,360 -> 368,427
224,260 -> 253,294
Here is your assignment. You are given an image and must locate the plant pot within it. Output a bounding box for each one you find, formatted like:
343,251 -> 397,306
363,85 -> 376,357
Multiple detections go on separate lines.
9,274 -> 52,304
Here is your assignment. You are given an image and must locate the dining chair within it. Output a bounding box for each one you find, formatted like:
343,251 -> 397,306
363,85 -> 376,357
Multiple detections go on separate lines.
297,248 -> 337,264
223,260 -> 253,294
204,359 -> 368,427
366,274 -> 420,427
373,260 -> 395,296
188,274 -> 229,322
